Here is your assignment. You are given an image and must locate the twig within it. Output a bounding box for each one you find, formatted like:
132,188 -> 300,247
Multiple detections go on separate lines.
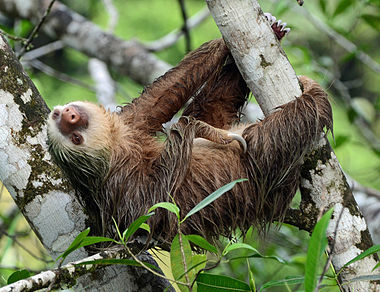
308,55 -> 380,152
88,59 -> 117,110
0,205 -> 19,241
21,40 -> 64,61
0,29 -> 27,42
291,0 -> 380,75
178,230 -> 191,290
348,177 -> 380,200
123,245 -> 188,287
178,0 -> 191,53
0,248 -> 130,292
103,0 -> 118,32
145,7 -> 209,52
30,59 -> 96,92
88,0 -> 118,110
17,0 -> 57,58
0,229 -> 52,264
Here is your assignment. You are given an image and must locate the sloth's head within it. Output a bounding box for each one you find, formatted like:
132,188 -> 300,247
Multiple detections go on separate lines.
47,101 -> 112,194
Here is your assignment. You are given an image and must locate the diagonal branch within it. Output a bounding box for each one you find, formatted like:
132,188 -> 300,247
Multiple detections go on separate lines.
0,0 -> 170,85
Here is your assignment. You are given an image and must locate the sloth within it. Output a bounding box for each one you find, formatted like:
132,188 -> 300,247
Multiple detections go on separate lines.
47,21 -> 332,248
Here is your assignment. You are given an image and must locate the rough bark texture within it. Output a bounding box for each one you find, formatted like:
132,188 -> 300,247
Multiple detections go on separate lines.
206,0 -> 302,115
0,0 -> 170,85
206,0 -> 379,291
0,35 -> 172,292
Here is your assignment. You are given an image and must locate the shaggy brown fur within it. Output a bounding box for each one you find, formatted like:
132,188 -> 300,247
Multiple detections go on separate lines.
47,38 -> 332,249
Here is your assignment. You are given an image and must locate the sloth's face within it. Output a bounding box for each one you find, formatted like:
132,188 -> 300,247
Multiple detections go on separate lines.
47,101 -> 112,152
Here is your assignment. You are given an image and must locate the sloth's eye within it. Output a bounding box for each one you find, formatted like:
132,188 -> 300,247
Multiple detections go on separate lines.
71,132 -> 83,145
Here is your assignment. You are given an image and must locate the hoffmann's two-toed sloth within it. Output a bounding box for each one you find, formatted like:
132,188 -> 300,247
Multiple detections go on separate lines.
47,19 -> 332,248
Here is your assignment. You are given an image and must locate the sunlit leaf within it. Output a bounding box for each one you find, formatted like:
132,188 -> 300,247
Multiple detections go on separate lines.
305,208 -> 334,292
170,234 -> 194,292
139,223 -> 151,233
259,276 -> 305,291
148,202 -> 180,220
196,273 -> 250,291
186,234 -> 218,254
182,179 -> 247,222
176,254 -> 207,281
122,212 -> 154,242
223,242 -> 259,256
57,227 -> 90,262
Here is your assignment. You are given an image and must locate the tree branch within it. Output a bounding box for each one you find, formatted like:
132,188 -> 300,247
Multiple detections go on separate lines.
144,7 -> 210,52
0,248 -> 173,292
0,0 -> 170,85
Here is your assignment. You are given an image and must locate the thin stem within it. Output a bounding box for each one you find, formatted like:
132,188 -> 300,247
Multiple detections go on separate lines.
17,0 -> 57,58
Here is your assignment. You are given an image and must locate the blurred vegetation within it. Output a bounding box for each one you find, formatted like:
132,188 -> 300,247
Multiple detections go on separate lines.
1,0 -> 380,290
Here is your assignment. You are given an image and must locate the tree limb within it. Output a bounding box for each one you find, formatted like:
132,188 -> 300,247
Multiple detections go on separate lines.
145,7 -> 210,52
0,0 -> 170,85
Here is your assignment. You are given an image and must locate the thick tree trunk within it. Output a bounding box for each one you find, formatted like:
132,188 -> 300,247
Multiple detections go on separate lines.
0,35 -> 172,292
206,0 -> 379,291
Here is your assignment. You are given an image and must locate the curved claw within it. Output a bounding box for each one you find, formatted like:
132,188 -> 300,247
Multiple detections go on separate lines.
228,133 -> 247,153
264,12 -> 291,41
264,12 -> 277,26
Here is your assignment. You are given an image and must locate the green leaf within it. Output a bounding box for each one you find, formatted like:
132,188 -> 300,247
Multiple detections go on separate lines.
7,270 -> 31,284
80,236 -> 116,246
338,245 -> 380,274
361,14 -> 380,30
333,0 -> 355,18
196,273 -> 250,291
182,179 -> 247,222
112,217 -> 123,241
223,243 -> 259,256
342,274 -> 380,283
247,259 -> 256,292
170,234 -> 194,292
176,254 -> 207,281
259,276 -> 305,291
305,208 -> 334,292
334,135 -> 350,149
186,234 -> 218,254
140,223 -> 151,233
148,202 -> 180,220
228,253 -> 286,264
122,213 -> 154,242
319,0 -> 327,14
373,262 -> 380,271
56,227 -> 91,262
74,259 -> 160,271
